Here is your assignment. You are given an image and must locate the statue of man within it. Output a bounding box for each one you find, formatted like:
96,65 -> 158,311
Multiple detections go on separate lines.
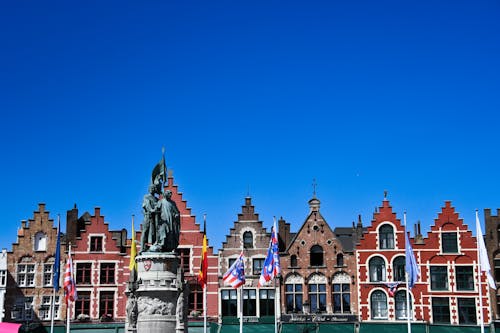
126,294 -> 138,328
155,189 -> 181,252
140,184 -> 159,253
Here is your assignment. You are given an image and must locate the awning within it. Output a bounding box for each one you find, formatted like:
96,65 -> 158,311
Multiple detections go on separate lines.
0,322 -> 22,333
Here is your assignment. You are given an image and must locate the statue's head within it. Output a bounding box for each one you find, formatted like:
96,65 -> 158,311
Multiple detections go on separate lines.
148,184 -> 157,194
164,190 -> 173,198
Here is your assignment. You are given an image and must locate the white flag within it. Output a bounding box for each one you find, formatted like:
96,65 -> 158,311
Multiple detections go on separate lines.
476,211 -> 496,289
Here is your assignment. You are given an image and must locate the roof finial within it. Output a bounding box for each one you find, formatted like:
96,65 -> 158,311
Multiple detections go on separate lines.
384,190 -> 388,200
312,178 -> 317,198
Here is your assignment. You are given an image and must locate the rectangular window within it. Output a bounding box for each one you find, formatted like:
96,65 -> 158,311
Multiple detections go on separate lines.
458,298 -> 476,325
456,266 -> 474,291
432,297 -> 450,324
442,232 -> 458,253
252,258 -> 264,275
24,296 -> 34,321
259,289 -> 275,316
75,291 -> 91,317
430,266 -> 448,290
0,270 -> 7,287
99,291 -> 114,319
178,248 -> 190,273
90,236 -> 103,252
308,283 -> 327,313
243,289 -> 257,316
39,296 -> 60,320
495,260 -> 500,283
188,283 -> 203,314
76,263 -> 92,284
333,283 -> 350,313
43,264 -> 53,287
17,264 -> 35,287
221,289 -> 238,317
100,263 -> 115,284
285,283 -> 303,313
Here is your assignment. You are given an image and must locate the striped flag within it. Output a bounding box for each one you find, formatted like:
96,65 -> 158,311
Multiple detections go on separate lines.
198,218 -> 208,289
258,220 -> 281,287
63,247 -> 77,304
223,251 -> 245,288
129,218 -> 137,272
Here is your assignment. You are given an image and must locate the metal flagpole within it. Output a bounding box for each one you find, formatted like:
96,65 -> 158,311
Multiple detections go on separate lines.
274,278 -> 278,333
50,214 -> 60,333
404,212 -> 411,333
203,279 -> 207,333
476,210 -> 485,333
50,288 -> 56,333
240,243 -> 244,333
66,243 -> 71,333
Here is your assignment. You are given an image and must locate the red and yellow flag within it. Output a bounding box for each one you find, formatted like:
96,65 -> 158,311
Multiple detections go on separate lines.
198,218 -> 208,288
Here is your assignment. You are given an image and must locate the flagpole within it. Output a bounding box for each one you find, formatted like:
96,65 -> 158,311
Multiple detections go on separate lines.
203,214 -> 207,333
51,214 -> 61,333
404,212 -> 411,333
240,243 -> 244,333
66,243 -> 71,333
273,217 -> 278,333
476,210 -> 485,333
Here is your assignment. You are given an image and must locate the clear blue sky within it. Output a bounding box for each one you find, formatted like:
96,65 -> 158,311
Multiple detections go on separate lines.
1,1 -> 499,253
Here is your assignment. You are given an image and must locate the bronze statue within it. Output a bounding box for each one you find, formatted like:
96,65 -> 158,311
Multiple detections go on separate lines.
154,189 -> 181,252
140,184 -> 159,253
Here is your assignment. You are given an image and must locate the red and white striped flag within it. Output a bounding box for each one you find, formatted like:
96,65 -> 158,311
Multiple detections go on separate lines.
63,248 -> 77,304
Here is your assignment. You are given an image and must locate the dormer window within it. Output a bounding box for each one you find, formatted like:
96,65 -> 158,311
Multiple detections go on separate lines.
34,232 -> 47,251
442,232 -> 458,253
90,236 -> 103,252
310,245 -> 324,267
379,225 -> 394,249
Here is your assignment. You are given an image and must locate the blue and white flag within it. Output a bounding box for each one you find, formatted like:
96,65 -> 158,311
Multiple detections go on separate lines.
223,251 -> 245,288
258,221 -> 281,287
405,230 -> 419,289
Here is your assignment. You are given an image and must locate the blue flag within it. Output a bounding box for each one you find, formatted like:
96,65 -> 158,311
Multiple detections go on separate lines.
405,230 -> 419,289
53,218 -> 61,291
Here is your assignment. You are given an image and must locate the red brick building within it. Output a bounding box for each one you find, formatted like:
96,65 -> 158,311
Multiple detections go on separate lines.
5,204 -> 65,326
485,208 -> 500,322
66,206 -> 129,322
164,175 -> 218,319
218,197 -> 277,323
357,198 -> 492,325
280,196 -> 359,322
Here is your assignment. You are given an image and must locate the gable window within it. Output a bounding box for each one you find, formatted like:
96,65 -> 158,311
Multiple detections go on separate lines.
369,256 -> 386,282
458,298 -> 476,324
100,263 -> 115,284
456,266 -> 474,291
336,253 -> 344,267
395,290 -> 412,320
393,256 -> 406,282
310,245 -> 324,267
442,232 -> 458,253
76,263 -> 92,284
243,231 -> 253,249
34,232 -> 47,251
90,236 -> 103,252
379,225 -> 394,249
370,290 -> 388,319
290,255 -> 298,268
432,297 -> 450,323
430,266 -> 448,290
252,258 -> 264,275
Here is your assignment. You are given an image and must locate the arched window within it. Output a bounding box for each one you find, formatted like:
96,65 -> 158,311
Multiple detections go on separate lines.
332,272 -> 351,314
393,256 -> 406,282
370,290 -> 388,319
308,274 -> 327,313
285,275 -> 303,313
243,231 -> 253,249
290,255 -> 298,268
369,256 -> 386,282
379,225 -> 394,249
310,245 -> 324,267
336,253 -> 344,267
34,232 -> 47,251
395,290 -> 412,320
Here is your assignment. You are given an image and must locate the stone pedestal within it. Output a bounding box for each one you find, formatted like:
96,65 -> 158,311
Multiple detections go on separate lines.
127,252 -> 188,333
